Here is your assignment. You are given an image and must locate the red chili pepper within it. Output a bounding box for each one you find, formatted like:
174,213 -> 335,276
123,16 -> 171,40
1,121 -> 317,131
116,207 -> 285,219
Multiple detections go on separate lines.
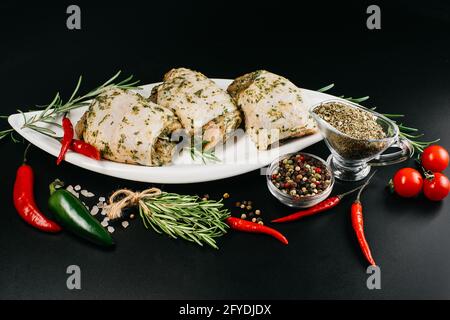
271,185 -> 365,223
13,145 -> 61,233
56,116 -> 74,165
226,217 -> 288,245
69,139 -> 101,160
351,172 -> 377,266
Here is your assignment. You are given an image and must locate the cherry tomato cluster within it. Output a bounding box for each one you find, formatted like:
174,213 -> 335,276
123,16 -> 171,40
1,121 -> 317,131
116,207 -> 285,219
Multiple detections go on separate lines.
389,145 -> 450,201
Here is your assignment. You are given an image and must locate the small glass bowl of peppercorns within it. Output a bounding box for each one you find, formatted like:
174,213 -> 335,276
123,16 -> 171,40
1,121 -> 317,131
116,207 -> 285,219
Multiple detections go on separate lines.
266,152 -> 334,208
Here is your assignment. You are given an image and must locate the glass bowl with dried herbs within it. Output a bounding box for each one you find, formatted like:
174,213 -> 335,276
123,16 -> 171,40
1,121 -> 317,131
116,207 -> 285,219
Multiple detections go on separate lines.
310,99 -> 412,181
266,152 -> 334,208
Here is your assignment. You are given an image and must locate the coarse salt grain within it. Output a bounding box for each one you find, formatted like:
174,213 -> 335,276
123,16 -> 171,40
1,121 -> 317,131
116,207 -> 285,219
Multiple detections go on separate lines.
99,197 -> 106,202
74,185 -> 81,191
81,190 -> 95,198
100,209 -> 107,216
90,206 -> 99,216
71,191 -> 79,198
107,226 -> 115,233
66,185 -> 80,197
121,221 -> 129,229
101,220 -> 108,227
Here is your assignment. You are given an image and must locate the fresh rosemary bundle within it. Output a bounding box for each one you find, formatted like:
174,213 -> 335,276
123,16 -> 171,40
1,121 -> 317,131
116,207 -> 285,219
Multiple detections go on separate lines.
317,83 -> 439,156
0,71 -> 140,140
142,193 -> 229,248
107,189 -> 230,249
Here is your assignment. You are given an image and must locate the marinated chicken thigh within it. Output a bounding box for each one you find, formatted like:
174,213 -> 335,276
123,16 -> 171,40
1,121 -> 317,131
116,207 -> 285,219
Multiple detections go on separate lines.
150,68 -> 242,150
76,88 -> 182,166
227,70 -> 317,150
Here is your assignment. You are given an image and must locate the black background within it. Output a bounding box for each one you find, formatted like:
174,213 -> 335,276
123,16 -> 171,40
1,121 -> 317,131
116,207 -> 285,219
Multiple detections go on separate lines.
0,0 -> 449,300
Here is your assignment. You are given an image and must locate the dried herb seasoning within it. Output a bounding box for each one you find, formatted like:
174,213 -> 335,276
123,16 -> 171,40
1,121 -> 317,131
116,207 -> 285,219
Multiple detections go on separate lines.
314,102 -> 386,140
313,102 -> 389,159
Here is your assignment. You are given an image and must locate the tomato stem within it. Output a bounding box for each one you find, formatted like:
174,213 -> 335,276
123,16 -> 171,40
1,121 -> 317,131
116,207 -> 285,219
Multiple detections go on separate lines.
420,166 -> 435,180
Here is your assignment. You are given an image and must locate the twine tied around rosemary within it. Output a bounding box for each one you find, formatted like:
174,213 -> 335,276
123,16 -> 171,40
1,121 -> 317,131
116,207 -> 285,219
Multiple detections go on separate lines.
106,187 -> 162,220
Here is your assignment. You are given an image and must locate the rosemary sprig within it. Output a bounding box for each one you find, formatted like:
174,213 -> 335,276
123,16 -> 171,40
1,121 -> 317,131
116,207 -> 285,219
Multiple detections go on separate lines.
0,71 -> 140,141
0,128 -> 14,141
139,192 -> 230,249
188,146 -> 220,163
317,83 -> 369,103
185,140 -> 220,163
340,95 -> 370,104
373,112 -> 440,154
317,83 -> 335,93
0,128 -> 22,143
317,83 -> 438,156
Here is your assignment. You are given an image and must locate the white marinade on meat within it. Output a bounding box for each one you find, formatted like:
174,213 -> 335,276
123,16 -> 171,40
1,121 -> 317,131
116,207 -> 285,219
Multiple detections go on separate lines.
227,70 -> 318,150
150,68 -> 242,150
76,88 -> 182,166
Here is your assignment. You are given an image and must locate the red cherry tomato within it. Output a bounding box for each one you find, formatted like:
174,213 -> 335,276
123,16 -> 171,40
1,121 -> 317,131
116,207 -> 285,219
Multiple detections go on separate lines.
421,145 -> 449,172
423,173 -> 450,201
390,168 -> 423,198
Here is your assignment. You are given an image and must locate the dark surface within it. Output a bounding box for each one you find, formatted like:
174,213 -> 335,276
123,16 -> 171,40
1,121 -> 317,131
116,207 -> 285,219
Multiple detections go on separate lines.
1,0 -> 449,299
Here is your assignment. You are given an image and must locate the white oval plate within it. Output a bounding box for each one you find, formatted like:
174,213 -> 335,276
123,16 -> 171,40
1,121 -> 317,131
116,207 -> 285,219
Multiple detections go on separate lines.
8,79 -> 335,183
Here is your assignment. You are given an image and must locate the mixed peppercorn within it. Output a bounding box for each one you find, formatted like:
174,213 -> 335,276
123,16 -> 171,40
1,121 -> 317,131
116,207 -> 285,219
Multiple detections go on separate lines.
217,193 -> 288,244
210,193 -> 265,225
235,201 -> 264,225
271,153 -> 332,199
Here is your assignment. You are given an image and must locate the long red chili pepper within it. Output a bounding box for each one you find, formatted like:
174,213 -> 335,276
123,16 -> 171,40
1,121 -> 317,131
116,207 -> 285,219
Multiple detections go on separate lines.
226,217 -> 288,245
69,139 -> 101,160
351,172 -> 377,266
271,185 -> 366,223
56,116 -> 74,165
13,145 -> 61,233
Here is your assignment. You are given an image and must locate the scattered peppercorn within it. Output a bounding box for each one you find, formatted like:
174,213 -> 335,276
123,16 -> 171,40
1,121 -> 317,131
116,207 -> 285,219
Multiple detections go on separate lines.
223,193 -> 230,199
258,221 -> 264,225
231,199 -> 265,224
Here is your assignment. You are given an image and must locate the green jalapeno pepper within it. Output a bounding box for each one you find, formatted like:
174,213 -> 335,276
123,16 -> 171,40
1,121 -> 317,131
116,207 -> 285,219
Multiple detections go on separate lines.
48,180 -> 114,247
